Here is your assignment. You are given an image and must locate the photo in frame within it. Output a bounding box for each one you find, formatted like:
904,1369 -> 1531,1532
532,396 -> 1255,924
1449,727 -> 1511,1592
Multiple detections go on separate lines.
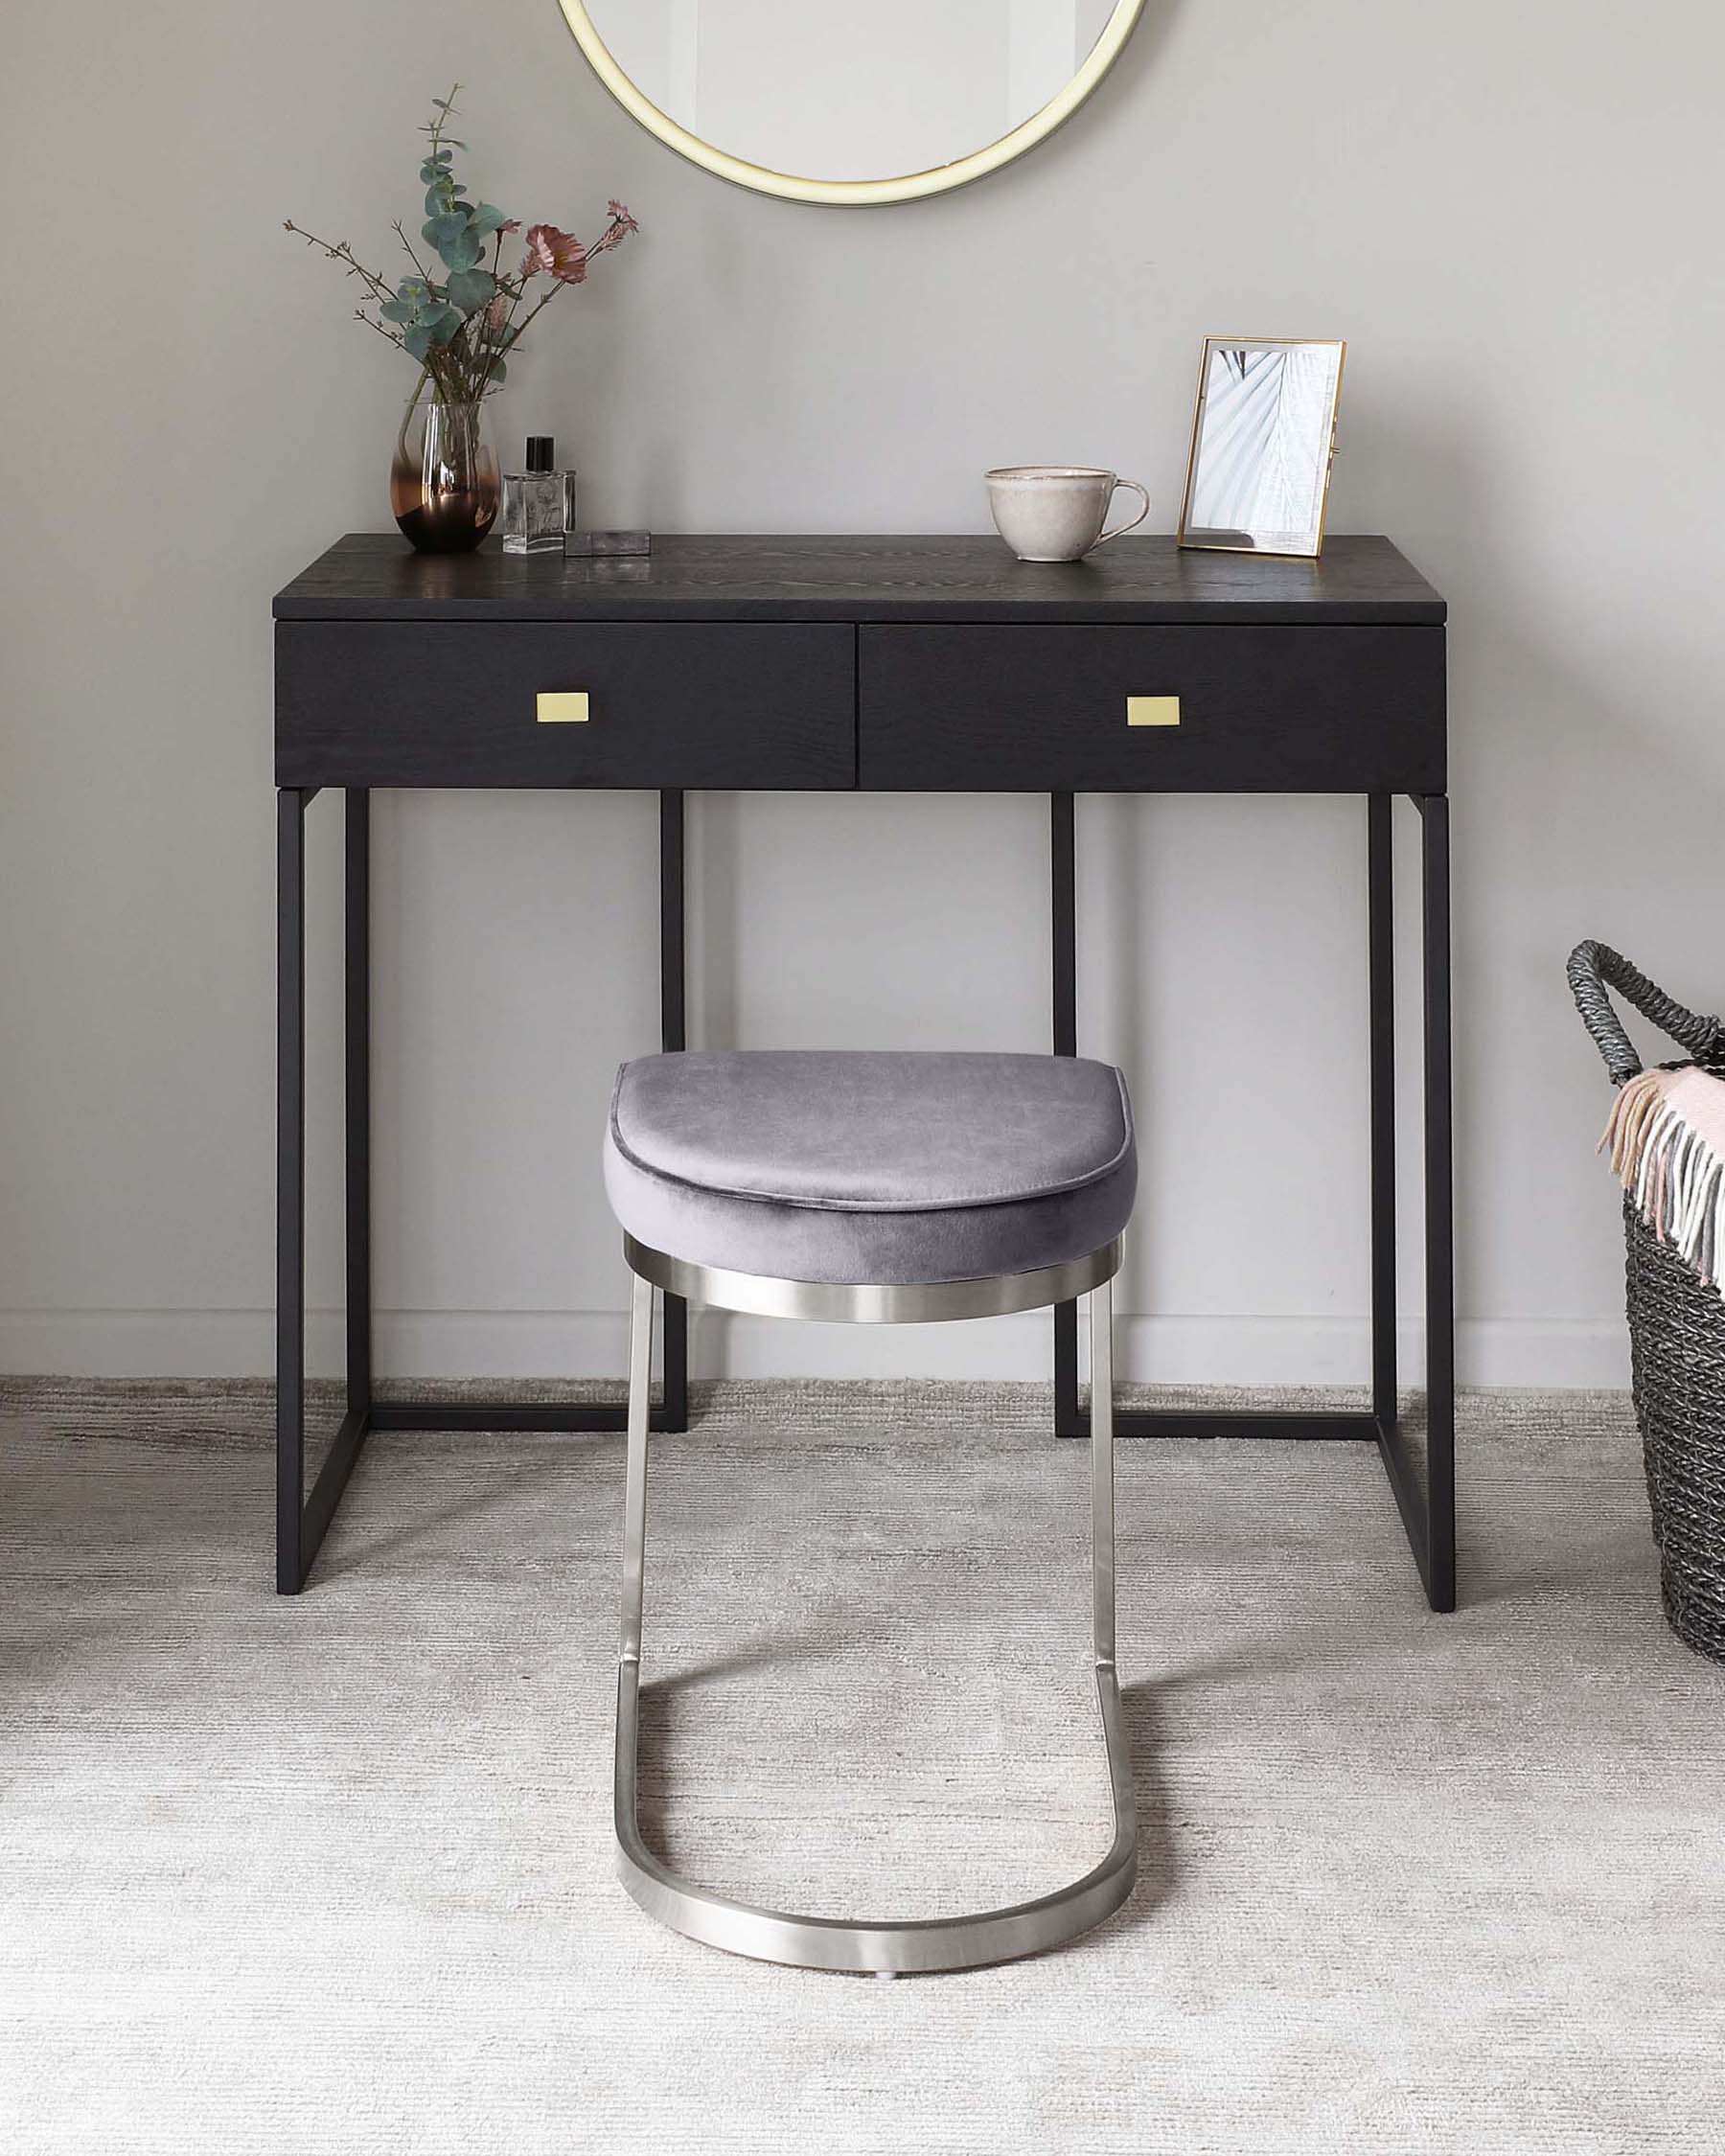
1177,337 -> 1346,559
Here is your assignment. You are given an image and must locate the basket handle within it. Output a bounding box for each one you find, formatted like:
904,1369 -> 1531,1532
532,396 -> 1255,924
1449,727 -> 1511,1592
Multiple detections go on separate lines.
1567,940 -> 1725,1087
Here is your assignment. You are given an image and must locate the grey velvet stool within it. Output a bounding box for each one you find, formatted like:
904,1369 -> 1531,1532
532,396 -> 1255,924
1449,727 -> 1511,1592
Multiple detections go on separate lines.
601,1048 -> 1138,1974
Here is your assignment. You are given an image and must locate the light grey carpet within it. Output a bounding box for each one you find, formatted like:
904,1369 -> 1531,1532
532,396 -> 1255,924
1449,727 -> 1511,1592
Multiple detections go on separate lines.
2,1378 -> 1722,2155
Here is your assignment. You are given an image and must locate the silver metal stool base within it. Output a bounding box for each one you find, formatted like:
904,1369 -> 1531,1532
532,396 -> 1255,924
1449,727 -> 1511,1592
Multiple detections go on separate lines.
613,1245 -> 1136,1976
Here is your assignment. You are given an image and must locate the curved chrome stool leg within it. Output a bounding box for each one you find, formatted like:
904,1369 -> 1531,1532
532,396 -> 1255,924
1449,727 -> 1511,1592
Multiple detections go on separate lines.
613,1270 -> 1137,1975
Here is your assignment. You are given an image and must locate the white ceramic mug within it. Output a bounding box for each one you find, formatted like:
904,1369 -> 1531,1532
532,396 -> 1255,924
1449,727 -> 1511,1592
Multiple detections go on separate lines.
985,466 -> 1151,562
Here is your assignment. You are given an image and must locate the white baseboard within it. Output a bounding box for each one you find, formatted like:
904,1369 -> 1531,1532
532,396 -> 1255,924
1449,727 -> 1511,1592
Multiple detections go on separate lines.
0,1307 -> 1632,1390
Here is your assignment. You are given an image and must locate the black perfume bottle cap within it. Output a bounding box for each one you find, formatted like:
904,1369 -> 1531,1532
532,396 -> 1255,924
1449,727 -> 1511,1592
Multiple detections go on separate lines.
525,436 -> 555,473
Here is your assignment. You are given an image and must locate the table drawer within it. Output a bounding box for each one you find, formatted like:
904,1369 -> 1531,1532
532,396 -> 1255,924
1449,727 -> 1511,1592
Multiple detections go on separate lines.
859,625 -> 1445,792
276,622 -> 856,789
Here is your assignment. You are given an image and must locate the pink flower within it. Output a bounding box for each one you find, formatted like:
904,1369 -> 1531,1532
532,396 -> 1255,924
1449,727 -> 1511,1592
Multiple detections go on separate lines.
521,222 -> 589,285
590,202 -> 639,257
499,218 -> 521,235
486,290 -> 509,333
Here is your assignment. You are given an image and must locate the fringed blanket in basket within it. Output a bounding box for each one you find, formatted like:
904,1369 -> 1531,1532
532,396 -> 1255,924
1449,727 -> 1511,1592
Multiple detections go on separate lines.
1602,1066 -> 1725,1294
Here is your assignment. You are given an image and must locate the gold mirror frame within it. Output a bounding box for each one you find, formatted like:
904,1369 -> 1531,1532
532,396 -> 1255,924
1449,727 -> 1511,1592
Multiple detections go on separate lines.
557,0 -> 1147,207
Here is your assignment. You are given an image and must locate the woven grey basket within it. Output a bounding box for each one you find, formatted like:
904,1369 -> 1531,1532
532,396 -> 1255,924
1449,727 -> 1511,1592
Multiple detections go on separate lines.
1569,940 -> 1725,1663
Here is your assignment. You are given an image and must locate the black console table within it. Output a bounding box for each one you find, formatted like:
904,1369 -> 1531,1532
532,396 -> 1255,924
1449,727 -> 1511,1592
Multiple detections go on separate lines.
274,534 -> 1452,1607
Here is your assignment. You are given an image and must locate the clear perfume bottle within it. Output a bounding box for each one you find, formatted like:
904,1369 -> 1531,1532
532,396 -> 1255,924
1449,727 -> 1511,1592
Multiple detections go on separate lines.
501,436 -> 564,555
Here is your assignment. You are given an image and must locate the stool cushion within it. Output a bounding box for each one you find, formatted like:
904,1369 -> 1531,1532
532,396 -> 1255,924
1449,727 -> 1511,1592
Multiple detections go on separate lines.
603,1049 -> 1135,1286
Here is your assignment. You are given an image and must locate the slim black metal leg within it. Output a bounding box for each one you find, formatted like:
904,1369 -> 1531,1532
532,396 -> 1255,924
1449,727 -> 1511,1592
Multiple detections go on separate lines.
1052,793 -> 1375,1446
1045,788 -> 1456,1606
277,791 -> 307,1595
660,791 -> 686,1056
659,791 -> 689,1433
1368,794 -> 1396,1427
1051,793 -> 1082,1438
279,784 -> 699,1593
1051,793 -> 1076,1059
1372,794 -> 1457,1611
1420,794 -> 1457,1610
277,785 -> 371,1595
346,790 -> 372,1417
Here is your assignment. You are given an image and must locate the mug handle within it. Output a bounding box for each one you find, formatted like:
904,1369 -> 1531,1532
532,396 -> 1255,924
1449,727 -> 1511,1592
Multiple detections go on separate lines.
1090,478 -> 1151,552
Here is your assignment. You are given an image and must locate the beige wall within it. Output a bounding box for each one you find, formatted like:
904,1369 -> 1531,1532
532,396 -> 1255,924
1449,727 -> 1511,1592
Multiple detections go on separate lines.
4,0 -> 1723,1386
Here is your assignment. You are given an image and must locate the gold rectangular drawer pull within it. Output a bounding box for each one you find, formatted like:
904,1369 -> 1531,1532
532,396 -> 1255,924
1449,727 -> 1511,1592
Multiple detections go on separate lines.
537,691 -> 590,724
1126,696 -> 1181,728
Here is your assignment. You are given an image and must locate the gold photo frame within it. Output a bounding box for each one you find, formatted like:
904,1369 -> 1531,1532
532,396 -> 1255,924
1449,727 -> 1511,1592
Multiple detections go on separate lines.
1177,337 -> 1346,560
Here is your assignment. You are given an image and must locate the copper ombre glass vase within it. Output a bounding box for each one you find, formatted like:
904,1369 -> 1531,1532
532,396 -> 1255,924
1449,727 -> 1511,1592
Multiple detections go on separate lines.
389,398 -> 499,553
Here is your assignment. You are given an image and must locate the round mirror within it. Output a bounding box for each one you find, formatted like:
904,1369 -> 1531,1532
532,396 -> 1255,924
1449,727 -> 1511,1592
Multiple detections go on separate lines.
559,1 -> 1146,207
